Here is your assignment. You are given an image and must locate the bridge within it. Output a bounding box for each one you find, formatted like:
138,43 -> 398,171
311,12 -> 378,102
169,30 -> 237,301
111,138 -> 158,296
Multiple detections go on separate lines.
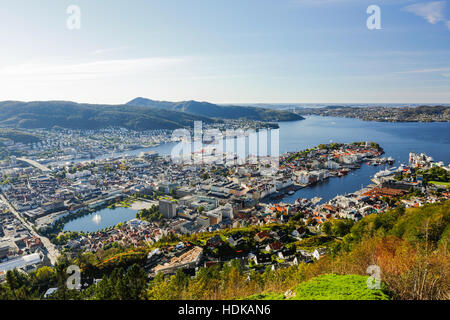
16,157 -> 51,172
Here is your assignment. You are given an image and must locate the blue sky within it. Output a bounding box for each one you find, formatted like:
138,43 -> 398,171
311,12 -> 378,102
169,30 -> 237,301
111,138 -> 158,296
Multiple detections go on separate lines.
0,0 -> 449,104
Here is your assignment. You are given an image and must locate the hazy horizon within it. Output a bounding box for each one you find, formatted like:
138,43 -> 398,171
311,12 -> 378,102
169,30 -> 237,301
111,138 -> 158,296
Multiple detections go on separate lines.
1,98 -> 449,107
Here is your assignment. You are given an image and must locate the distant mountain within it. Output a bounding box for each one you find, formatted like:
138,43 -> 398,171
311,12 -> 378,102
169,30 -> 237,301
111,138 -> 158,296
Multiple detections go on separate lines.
0,101 -> 219,130
0,98 -> 303,131
326,105 -> 346,109
295,105 -> 450,122
126,97 -> 304,122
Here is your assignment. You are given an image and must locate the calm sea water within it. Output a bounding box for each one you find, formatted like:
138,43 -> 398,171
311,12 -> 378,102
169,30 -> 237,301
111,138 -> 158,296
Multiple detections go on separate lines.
123,116 -> 450,164
279,116 -> 450,163
278,116 -> 450,203
64,116 -> 450,231
63,207 -> 137,233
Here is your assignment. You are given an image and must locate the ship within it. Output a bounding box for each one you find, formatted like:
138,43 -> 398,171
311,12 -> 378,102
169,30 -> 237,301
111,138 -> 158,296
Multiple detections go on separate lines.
374,168 -> 393,179
371,168 -> 394,184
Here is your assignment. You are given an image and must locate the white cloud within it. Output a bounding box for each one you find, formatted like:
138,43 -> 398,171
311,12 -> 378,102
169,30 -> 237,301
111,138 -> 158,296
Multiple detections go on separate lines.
404,1 -> 446,24
396,67 -> 450,74
293,0 -> 414,6
293,0 -> 351,3
0,57 -> 184,81
447,20 -> 450,29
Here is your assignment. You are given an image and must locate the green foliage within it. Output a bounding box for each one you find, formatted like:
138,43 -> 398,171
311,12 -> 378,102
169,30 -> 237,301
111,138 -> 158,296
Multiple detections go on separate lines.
201,173 -> 210,180
292,274 -> 390,300
285,148 -> 314,162
317,143 -> 343,150
390,201 -> 449,245
343,201 -> 449,251
322,219 -> 354,237
169,188 -> 177,198
0,99 -> 302,131
0,101 -> 216,130
0,266 -> 60,300
295,235 -> 336,250
351,141 -> 380,149
197,206 -> 205,213
419,167 -> 450,184
137,205 -> 161,222
0,128 -> 41,144
291,212 -> 305,222
245,274 -> 390,300
428,181 -> 450,188
348,206 -> 405,243
88,264 -> 148,300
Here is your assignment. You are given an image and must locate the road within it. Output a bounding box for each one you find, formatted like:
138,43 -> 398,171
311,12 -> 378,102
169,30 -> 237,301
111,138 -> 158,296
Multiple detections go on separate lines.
0,193 -> 60,265
16,157 -> 51,172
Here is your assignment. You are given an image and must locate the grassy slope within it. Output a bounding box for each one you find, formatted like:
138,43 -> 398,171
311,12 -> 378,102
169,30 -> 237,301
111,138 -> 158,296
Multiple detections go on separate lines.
245,274 -> 391,300
429,181 -> 450,188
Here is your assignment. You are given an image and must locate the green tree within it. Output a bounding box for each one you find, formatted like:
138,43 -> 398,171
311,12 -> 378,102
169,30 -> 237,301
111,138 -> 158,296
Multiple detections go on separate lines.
93,275 -> 114,300
322,221 -> 332,236
125,264 -> 148,300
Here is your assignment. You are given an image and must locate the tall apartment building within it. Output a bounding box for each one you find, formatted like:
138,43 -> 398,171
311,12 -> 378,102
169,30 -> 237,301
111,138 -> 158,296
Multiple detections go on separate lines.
159,199 -> 177,219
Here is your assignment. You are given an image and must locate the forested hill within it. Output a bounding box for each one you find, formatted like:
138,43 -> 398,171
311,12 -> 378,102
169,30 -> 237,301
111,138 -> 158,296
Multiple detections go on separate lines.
126,97 -> 304,122
0,101 -> 219,130
0,98 -> 303,131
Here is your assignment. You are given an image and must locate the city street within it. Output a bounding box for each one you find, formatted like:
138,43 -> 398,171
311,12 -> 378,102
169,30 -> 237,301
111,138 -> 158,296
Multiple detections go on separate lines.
0,193 -> 60,265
